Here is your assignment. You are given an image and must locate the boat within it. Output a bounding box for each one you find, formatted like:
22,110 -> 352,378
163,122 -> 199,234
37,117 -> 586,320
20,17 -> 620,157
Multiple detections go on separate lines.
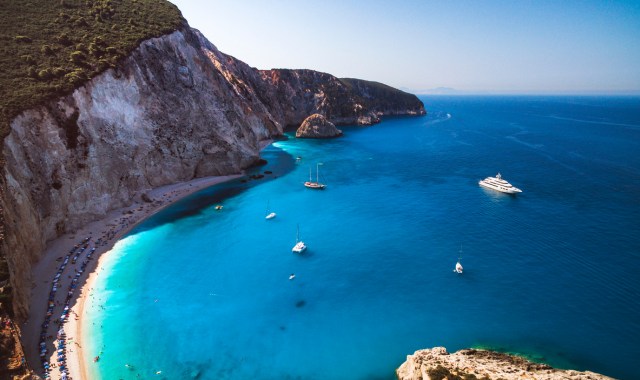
289,273 -> 296,280
478,173 -> 522,194
454,259 -> 463,274
214,205 -> 224,210
292,224 -> 306,253
265,200 -> 276,220
454,245 -> 463,274
304,162 -> 326,189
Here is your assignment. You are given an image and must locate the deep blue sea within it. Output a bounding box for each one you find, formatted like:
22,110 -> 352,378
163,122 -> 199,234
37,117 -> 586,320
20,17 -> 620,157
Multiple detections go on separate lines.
84,96 -> 640,380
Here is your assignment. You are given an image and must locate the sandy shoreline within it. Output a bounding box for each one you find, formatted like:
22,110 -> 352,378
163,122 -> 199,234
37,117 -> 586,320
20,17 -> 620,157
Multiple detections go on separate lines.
21,173 -> 242,380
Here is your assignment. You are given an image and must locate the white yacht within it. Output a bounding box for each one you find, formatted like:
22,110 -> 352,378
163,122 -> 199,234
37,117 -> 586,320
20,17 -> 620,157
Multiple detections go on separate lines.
304,163 -> 326,190
292,224 -> 306,253
478,173 -> 522,194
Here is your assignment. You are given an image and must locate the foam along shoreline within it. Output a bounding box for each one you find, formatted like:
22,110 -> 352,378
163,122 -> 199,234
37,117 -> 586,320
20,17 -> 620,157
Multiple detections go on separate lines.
21,173 -> 243,380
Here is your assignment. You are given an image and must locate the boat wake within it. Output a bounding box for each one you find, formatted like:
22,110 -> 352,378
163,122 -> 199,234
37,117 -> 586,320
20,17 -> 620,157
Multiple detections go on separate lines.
424,111 -> 452,126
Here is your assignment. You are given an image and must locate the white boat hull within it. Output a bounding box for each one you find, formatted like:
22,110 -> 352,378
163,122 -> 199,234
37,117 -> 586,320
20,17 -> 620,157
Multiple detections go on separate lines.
478,173 -> 522,194
479,180 -> 522,194
304,181 -> 326,189
292,241 -> 306,253
265,212 -> 276,219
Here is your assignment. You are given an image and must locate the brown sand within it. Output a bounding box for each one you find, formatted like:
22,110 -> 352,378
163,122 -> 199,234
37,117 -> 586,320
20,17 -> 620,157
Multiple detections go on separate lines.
21,174 -> 242,380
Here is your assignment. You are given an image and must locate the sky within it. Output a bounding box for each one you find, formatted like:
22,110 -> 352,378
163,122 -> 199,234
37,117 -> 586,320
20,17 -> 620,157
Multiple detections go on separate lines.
168,0 -> 640,94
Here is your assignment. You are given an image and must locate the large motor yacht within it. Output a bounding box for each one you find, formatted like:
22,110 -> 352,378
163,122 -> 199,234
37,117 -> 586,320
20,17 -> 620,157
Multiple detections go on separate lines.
478,173 -> 522,194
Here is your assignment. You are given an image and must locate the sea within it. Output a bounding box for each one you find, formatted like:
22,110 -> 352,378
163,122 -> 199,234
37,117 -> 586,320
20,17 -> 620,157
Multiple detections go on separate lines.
84,96 -> 640,380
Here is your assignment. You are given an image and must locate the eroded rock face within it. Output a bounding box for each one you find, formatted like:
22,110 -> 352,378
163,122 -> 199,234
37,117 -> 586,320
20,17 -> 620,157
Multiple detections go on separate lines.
0,27 -> 281,319
296,113 -> 342,138
260,69 -> 425,129
396,347 -> 614,380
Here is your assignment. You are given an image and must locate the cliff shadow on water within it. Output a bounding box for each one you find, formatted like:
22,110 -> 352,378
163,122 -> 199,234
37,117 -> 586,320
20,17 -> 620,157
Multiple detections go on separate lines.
128,144 -> 296,236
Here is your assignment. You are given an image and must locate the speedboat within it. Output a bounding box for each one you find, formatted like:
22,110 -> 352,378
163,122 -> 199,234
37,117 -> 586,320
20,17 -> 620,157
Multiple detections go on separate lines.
478,173 -> 522,194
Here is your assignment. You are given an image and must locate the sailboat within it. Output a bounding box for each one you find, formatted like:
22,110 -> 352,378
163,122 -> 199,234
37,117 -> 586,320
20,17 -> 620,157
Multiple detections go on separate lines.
304,162 -> 326,189
292,224 -> 307,253
454,245 -> 463,274
265,200 -> 276,220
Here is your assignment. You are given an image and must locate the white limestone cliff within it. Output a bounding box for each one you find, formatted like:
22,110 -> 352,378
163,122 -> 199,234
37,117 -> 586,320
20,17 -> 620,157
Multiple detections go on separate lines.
396,347 -> 614,380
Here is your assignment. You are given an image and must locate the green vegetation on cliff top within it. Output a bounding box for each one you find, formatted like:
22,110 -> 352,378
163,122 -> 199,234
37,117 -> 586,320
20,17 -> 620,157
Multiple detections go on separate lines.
0,0 -> 184,139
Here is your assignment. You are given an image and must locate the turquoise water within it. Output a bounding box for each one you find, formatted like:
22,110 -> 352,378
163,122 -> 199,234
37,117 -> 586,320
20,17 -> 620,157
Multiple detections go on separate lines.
85,96 -> 640,379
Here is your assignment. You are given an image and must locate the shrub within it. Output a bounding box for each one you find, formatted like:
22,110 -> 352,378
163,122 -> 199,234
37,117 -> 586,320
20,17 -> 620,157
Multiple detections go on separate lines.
27,66 -> 38,78
56,33 -> 72,46
70,50 -> 86,64
21,55 -> 36,65
38,69 -> 53,80
14,35 -> 33,43
52,67 -> 66,77
64,69 -> 87,85
41,44 -> 54,55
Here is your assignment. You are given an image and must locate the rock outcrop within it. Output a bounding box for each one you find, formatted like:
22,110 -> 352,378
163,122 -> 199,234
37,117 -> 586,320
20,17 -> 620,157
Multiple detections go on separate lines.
0,24 -> 425,321
296,113 -> 342,138
396,347 -> 614,380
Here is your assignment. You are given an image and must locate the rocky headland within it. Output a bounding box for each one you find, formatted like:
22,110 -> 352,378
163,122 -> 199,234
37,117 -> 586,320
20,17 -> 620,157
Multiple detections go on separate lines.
396,347 -> 614,380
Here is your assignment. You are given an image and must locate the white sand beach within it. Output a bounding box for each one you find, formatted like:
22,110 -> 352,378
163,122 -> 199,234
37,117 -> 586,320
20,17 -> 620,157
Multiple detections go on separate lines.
21,174 -> 242,380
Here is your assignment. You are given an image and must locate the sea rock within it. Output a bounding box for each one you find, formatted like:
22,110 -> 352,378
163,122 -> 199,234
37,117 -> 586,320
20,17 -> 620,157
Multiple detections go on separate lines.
295,114 -> 342,138
396,347 -> 614,380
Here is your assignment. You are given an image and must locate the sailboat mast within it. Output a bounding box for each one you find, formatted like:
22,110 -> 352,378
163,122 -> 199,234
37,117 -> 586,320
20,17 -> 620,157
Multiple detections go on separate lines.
316,163 -> 319,183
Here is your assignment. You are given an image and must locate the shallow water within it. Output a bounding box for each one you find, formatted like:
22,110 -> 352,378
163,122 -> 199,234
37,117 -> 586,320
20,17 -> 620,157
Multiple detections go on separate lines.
85,96 -> 640,379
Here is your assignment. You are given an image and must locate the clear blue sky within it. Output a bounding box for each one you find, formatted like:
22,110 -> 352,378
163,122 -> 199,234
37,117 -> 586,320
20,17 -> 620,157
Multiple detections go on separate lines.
169,0 -> 640,94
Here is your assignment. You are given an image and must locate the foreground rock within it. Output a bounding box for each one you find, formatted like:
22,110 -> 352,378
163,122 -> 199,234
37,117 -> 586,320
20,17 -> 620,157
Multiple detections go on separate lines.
396,347 -> 614,380
296,114 -> 342,138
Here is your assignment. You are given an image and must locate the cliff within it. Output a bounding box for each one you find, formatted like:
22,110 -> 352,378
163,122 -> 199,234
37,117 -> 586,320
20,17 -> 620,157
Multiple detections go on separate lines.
0,26 -> 283,320
260,69 -> 425,129
0,24 -> 425,322
396,347 -> 614,380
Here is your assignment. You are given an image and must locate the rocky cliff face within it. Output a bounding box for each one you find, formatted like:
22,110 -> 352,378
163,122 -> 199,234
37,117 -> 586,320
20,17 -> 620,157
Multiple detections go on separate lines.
396,347 -> 613,380
260,69 -> 425,129
0,27 -> 282,319
0,26 -> 425,320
